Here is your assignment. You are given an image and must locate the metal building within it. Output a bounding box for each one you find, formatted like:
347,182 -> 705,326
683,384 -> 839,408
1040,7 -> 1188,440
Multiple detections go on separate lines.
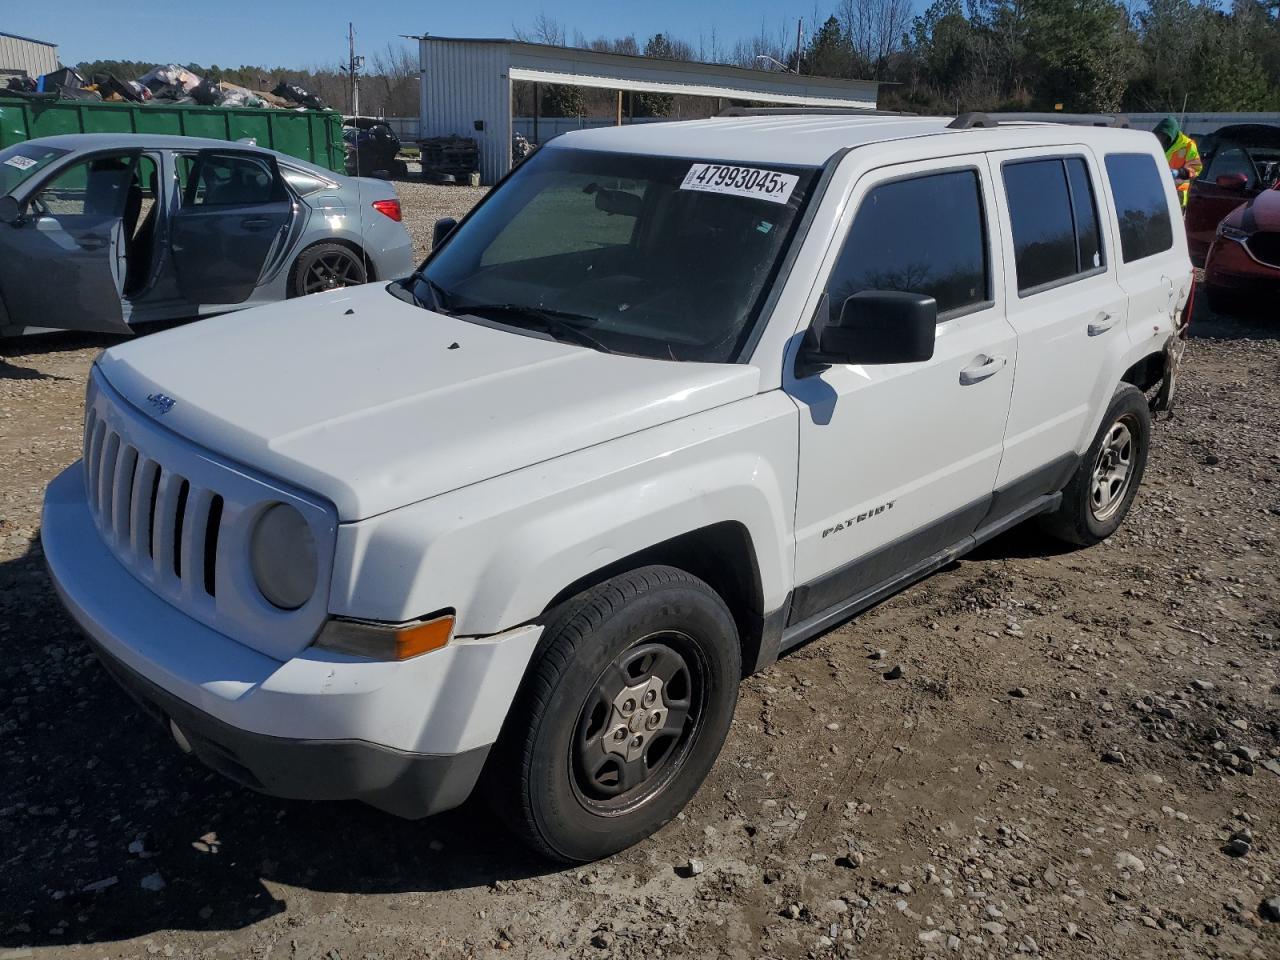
0,31 -> 59,81
418,37 -> 881,184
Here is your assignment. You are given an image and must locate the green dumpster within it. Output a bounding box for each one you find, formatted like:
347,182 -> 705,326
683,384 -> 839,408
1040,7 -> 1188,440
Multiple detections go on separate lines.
0,98 -> 344,173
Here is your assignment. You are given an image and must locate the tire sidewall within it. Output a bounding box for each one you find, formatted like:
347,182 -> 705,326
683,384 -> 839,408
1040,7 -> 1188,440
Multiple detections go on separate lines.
1080,387 -> 1151,540
526,579 -> 740,862
288,244 -> 366,298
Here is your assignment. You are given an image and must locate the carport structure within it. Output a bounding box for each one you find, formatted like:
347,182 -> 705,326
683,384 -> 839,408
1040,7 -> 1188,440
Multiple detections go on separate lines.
417,37 -> 882,184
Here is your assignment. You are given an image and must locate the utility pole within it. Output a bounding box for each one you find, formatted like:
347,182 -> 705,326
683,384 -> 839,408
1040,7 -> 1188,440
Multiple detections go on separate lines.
795,19 -> 802,74
346,22 -> 364,116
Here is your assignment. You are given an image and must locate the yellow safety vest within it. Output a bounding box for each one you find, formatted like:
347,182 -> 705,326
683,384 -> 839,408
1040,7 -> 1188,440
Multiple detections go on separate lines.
1165,133 -> 1203,207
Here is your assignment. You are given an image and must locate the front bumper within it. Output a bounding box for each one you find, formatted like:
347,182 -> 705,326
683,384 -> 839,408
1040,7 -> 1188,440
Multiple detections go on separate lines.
42,464 -> 542,818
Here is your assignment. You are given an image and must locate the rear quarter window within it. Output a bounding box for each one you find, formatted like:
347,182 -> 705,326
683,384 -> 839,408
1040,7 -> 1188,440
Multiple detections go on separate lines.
1104,153 -> 1174,263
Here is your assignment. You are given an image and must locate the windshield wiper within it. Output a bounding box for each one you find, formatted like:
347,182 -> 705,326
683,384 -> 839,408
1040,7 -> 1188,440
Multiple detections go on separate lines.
458,303 -> 614,354
391,273 -> 453,314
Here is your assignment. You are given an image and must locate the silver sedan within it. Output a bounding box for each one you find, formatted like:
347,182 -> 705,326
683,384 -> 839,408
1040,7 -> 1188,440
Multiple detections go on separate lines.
0,133 -> 415,336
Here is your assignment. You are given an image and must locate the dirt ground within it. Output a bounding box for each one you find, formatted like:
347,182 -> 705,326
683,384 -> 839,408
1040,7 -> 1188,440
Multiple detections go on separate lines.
0,183 -> 1277,960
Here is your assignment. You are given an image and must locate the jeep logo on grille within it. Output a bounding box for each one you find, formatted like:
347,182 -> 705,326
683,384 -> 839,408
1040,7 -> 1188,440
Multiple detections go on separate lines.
146,393 -> 176,415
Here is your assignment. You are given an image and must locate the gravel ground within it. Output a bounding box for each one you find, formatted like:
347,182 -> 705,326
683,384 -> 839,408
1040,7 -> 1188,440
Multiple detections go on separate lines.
0,184 -> 1278,960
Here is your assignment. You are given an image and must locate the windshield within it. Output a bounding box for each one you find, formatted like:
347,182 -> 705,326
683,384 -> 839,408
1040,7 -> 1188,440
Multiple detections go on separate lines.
399,148 -> 819,362
0,144 -> 69,196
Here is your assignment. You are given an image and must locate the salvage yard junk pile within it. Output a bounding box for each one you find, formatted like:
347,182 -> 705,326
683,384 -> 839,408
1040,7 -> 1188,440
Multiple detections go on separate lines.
4,63 -> 329,111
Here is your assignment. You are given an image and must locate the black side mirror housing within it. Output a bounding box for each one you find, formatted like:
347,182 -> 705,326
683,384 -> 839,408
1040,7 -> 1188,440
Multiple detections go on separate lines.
0,195 -> 22,225
808,290 -> 938,367
432,217 -> 457,248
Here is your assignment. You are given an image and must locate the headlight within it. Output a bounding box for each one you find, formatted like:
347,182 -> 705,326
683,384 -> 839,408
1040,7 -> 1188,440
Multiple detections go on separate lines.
250,503 -> 317,610
1217,223 -> 1249,242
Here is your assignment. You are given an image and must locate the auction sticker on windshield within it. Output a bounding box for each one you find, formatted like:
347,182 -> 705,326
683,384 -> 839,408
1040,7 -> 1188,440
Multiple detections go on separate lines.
4,156 -> 37,170
680,163 -> 798,205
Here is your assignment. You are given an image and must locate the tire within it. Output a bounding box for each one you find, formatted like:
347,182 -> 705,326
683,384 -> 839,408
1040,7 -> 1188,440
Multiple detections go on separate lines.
288,243 -> 368,298
1038,384 -> 1151,547
485,565 -> 741,863
392,159 -> 409,177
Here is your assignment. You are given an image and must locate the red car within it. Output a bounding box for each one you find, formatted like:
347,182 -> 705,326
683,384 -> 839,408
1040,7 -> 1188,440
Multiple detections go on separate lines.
1202,180 -> 1280,315
1185,123 -> 1280,265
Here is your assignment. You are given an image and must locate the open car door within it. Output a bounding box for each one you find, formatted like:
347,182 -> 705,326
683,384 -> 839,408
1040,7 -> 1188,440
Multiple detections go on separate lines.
0,150 -> 139,334
170,150 -> 294,306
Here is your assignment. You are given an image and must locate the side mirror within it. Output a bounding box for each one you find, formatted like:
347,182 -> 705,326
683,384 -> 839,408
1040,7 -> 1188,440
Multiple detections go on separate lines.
813,291 -> 937,365
0,195 -> 22,225
1216,173 -> 1249,191
432,216 -> 457,248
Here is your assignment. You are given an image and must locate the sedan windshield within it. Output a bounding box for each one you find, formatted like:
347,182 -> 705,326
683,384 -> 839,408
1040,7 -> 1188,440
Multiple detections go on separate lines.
0,144 -> 69,196
398,148 -> 819,362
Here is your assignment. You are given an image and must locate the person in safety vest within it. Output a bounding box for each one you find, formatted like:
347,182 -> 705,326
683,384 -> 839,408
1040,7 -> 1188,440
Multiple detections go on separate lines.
1154,116 -> 1202,210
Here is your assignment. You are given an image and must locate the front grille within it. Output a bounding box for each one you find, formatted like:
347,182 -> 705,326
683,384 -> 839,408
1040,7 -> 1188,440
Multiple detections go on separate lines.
85,407 -> 222,601
1246,231 -> 1280,269
81,369 -> 337,660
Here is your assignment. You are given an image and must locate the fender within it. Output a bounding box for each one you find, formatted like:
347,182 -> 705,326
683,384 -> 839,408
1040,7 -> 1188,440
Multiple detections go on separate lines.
329,391 -> 799,637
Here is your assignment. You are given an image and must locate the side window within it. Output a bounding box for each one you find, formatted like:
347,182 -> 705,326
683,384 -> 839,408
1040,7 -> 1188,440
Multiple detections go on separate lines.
1204,146 -> 1257,189
282,167 -> 331,196
826,169 -> 989,321
480,172 -> 640,266
1066,157 -> 1103,273
181,154 -> 282,207
30,153 -> 136,219
1003,157 -> 1104,294
1104,153 -> 1174,263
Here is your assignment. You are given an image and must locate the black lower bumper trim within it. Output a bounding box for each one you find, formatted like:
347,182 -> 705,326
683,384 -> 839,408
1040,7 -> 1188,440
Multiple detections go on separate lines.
89,636 -> 489,820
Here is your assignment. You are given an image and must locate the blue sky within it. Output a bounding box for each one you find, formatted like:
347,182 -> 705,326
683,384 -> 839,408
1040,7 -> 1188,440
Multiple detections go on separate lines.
6,1 -> 854,69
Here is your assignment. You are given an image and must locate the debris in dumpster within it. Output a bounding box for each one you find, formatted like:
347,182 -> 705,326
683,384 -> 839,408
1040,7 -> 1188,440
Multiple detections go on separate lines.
272,81 -> 328,111
138,64 -> 203,96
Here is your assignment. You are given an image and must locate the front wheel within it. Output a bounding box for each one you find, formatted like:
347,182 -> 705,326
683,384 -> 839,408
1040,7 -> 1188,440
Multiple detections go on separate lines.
1038,384 -> 1151,546
485,566 -> 741,862
288,243 -> 368,298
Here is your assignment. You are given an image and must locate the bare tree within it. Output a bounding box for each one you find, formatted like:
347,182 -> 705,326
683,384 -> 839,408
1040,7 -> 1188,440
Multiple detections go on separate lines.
513,12 -> 567,46
840,0 -> 912,74
371,42 -> 418,117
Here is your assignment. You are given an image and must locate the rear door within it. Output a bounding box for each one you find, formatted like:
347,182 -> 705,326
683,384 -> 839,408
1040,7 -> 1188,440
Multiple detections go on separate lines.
170,150 -> 294,305
0,150 -> 139,333
991,149 -> 1128,488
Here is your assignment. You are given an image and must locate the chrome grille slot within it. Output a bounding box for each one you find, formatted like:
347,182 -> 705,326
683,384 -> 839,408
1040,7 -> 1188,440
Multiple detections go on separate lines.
80,368 -> 337,660
97,431 -> 121,533
129,457 -> 159,558
111,445 -> 138,545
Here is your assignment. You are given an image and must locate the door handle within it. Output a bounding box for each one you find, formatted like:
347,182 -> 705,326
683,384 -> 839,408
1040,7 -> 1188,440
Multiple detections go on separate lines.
77,237 -> 108,251
959,354 -> 1006,385
240,217 -> 272,229
1088,312 -> 1119,336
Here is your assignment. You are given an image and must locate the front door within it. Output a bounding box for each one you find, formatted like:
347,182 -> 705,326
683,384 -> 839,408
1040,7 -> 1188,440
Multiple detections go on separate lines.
170,150 -> 294,306
0,150 -> 140,334
788,157 -> 1017,629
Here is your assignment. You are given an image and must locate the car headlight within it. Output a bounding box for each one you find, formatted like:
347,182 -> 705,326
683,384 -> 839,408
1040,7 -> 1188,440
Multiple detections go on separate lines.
1217,222 -> 1250,242
250,503 -> 317,610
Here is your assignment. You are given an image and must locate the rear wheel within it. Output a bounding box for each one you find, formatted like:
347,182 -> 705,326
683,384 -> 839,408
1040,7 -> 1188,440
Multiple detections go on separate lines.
1038,384 -> 1150,547
485,566 -> 741,862
288,243 -> 367,298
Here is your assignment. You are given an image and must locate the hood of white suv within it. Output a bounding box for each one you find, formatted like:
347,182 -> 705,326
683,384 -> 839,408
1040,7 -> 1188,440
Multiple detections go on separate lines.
96,285 -> 761,521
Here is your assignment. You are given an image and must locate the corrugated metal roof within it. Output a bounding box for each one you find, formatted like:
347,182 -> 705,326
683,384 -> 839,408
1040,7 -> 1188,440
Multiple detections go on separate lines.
0,31 -> 57,47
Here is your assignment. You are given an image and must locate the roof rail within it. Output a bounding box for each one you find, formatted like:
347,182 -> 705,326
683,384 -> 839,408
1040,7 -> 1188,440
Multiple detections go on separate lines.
717,106 -> 916,118
949,112 -> 1131,130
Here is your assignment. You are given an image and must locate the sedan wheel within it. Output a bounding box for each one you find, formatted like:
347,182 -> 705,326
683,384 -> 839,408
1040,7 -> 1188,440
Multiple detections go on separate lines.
289,244 -> 368,298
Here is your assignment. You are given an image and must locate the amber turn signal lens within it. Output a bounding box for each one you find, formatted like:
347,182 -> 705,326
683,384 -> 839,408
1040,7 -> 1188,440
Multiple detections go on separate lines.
392,615 -> 454,659
314,613 -> 454,660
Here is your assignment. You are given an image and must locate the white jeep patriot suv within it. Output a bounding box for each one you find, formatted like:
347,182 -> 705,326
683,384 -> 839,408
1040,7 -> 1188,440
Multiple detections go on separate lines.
43,111 -> 1193,862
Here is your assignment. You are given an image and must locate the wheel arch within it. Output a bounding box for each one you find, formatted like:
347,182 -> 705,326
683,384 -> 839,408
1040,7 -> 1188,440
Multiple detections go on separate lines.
1119,350 -> 1165,394
541,521 -> 768,679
